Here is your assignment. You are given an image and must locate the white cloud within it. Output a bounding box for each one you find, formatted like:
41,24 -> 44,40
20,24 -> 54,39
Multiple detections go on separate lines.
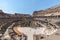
0,0 -> 14,14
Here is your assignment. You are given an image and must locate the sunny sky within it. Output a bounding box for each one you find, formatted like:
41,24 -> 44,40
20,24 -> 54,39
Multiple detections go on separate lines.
0,0 -> 60,14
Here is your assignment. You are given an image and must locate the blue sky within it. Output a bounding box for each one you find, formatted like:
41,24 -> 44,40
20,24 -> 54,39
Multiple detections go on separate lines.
0,0 -> 60,14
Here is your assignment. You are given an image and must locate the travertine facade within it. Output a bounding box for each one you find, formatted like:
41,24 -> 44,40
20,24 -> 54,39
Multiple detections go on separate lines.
0,5 -> 60,40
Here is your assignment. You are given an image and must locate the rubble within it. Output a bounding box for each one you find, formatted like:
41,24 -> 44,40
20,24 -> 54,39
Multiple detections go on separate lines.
0,5 -> 60,40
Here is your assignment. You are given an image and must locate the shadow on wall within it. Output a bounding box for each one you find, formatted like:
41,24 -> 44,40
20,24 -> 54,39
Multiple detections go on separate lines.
55,22 -> 60,26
